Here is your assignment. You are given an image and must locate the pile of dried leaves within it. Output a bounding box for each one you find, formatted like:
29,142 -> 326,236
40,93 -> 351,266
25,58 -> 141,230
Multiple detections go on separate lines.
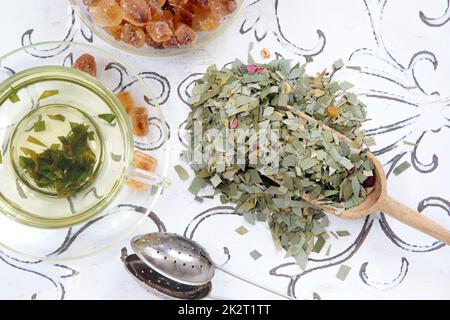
182,58 -> 374,268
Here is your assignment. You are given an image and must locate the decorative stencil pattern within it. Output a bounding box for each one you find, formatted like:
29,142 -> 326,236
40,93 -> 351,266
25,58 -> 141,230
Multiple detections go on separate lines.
0,0 -> 448,299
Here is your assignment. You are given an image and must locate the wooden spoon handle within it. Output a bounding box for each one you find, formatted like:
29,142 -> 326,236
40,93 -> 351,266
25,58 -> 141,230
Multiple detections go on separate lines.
379,196 -> 450,245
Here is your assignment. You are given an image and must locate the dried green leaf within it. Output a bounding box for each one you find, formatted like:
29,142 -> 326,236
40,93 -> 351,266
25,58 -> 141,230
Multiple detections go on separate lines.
333,59 -> 345,70
9,90 -> 20,103
325,244 -> 331,256
235,225 -> 249,235
188,177 -> 204,196
336,264 -> 351,281
34,120 -> 46,133
312,236 -> 325,253
183,57 -> 372,268
393,161 -> 411,176
243,211 -> 256,224
294,247 -> 308,270
403,140 -> 416,146
336,230 -> 351,237
27,136 -> 47,148
98,113 -> 116,124
150,185 -> 159,195
363,137 -> 376,147
249,249 -> 262,260
48,114 -> 66,122
38,90 -> 59,101
210,174 -> 222,187
346,65 -> 361,71
174,164 -> 189,181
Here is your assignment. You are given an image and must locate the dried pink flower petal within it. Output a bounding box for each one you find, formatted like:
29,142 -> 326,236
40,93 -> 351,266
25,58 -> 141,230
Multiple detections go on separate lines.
246,64 -> 265,74
230,117 -> 239,129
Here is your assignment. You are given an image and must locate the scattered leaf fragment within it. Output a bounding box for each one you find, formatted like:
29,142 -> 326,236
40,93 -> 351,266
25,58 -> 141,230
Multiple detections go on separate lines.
329,231 -> 339,239
346,65 -> 361,71
363,137 -> 376,147
336,230 -> 350,237
174,164 -> 189,181
188,177 -> 204,196
150,185 -> 159,195
249,249 -> 262,260
312,89 -> 324,98
336,264 -> 351,281
194,196 -> 204,203
333,59 -> 344,70
9,90 -> 20,103
393,160 -> 411,176
210,174 -> 222,187
403,140 -> 416,146
235,225 -> 249,236
312,236 -> 325,253
294,248 -> 308,270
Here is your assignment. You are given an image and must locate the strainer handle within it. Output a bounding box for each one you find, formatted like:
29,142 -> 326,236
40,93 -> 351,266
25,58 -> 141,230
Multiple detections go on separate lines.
214,264 -> 295,300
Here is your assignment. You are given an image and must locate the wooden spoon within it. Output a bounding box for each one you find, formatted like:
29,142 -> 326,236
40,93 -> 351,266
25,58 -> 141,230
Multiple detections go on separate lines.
266,106 -> 450,245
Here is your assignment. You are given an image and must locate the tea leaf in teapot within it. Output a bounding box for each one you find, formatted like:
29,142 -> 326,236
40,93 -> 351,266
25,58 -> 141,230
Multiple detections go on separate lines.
38,90 -> 59,101
33,120 -> 46,133
9,90 -> 20,103
27,135 -> 47,148
48,114 -> 66,122
98,113 -> 116,124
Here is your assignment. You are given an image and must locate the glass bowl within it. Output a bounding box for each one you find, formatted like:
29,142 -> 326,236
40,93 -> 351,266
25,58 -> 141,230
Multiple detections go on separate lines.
69,0 -> 244,57
0,41 -> 170,260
